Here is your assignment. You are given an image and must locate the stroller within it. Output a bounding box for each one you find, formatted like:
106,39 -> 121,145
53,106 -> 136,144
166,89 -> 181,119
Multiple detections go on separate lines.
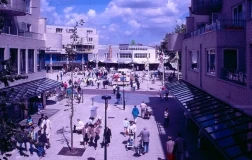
143,109 -> 151,119
125,133 -> 135,151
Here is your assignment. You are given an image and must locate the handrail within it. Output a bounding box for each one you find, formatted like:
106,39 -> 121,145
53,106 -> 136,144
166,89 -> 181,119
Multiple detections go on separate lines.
185,19 -> 246,39
221,68 -> 246,86
1,27 -> 43,40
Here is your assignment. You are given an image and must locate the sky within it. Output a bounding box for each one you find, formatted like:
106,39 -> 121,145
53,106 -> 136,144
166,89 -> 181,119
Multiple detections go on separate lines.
40,0 -> 190,46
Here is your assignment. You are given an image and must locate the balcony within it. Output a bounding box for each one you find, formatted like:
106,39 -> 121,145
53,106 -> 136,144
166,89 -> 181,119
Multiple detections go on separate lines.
221,68 -> 246,86
185,20 -> 246,39
0,0 -> 26,16
75,48 -> 94,53
191,0 -> 222,15
1,27 -> 43,40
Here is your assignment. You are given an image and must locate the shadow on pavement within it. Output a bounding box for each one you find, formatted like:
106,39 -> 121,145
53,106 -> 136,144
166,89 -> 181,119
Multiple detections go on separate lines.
147,96 -> 225,160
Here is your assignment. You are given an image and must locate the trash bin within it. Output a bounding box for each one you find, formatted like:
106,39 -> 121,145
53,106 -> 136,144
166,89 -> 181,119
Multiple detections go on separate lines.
90,106 -> 98,118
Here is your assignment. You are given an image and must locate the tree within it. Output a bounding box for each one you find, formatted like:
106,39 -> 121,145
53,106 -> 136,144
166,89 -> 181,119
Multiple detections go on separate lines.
174,23 -> 186,33
0,59 -> 29,159
130,40 -> 136,45
65,19 -> 84,151
0,0 -> 8,32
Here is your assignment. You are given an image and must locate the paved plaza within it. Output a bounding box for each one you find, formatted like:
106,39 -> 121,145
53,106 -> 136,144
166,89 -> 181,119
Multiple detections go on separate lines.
4,73 -> 224,160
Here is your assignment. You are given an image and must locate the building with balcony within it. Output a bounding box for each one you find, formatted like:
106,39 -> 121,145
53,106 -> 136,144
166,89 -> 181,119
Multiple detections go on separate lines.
165,0 -> 252,159
0,0 -> 61,122
44,25 -> 98,72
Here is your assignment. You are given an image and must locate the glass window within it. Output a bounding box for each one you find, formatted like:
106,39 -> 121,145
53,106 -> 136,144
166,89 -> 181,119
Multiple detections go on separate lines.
120,53 -> 132,58
190,50 -> 198,70
25,0 -> 31,14
56,28 -> 63,33
223,49 -> 237,70
134,53 -> 147,58
28,49 -> 34,73
206,49 -> 215,75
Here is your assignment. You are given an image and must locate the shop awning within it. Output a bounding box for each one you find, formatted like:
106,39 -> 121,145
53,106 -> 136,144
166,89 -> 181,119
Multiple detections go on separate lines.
166,81 -> 252,160
0,78 -> 61,102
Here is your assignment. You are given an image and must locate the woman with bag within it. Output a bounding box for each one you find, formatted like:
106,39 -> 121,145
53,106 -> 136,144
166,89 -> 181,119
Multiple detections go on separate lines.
123,118 -> 130,137
82,124 -> 89,147
166,136 -> 175,160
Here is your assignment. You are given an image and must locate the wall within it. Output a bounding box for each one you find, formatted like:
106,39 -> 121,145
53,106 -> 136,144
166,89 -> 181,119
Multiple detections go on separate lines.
166,33 -> 184,51
45,33 -> 62,50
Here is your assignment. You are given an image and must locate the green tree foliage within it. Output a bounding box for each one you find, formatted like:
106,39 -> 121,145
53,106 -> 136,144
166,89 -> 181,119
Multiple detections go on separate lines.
0,0 -> 8,31
130,40 -> 136,45
174,23 -> 186,33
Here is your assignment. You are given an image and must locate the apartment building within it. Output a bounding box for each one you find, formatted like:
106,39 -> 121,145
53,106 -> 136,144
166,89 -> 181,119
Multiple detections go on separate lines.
165,0 -> 252,159
0,0 -> 60,121
44,25 -> 99,71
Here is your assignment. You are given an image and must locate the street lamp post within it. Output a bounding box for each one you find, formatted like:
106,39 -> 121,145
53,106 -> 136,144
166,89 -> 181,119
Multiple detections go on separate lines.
101,95 -> 111,160
122,72 -> 126,110
162,50 -> 165,86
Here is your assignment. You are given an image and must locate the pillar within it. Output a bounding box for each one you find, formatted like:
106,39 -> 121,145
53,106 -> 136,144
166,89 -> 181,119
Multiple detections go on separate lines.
4,44 -> 10,70
41,92 -> 46,109
66,56 -> 69,69
25,49 -> 28,74
34,49 -> 37,72
81,54 -> 84,70
17,48 -> 20,75
23,99 -> 29,119
50,53 -> 53,73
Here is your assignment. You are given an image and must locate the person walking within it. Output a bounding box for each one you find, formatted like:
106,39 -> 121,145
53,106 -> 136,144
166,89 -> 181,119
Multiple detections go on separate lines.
132,105 -> 139,123
41,116 -> 51,147
103,126 -> 112,147
97,79 -> 100,89
37,127 -> 47,159
164,108 -> 170,128
137,127 -> 150,154
82,124 -> 89,147
28,126 -> 37,155
94,126 -> 101,150
174,133 -> 186,160
123,118 -> 130,137
60,72 -> 63,81
57,74 -> 59,81
140,101 -> 147,118
166,136 -> 175,160
128,121 -> 137,139
112,84 -> 116,94
37,114 -> 44,128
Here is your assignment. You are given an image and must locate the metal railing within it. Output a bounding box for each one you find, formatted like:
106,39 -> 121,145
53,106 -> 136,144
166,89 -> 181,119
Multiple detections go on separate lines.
1,27 -> 43,40
185,20 -> 246,39
221,68 -> 246,86
0,1 -> 26,14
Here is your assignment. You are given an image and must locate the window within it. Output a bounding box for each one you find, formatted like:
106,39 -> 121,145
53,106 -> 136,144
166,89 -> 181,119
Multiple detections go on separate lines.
56,28 -> 63,33
134,53 -> 147,58
68,29 -> 75,33
88,38 -> 93,42
120,53 -> 132,58
223,49 -> 237,70
87,30 -> 93,34
233,3 -> 245,21
206,49 -> 216,75
28,49 -> 34,73
26,24 -> 31,32
190,50 -> 199,70
0,48 -> 4,71
25,0 -> 31,14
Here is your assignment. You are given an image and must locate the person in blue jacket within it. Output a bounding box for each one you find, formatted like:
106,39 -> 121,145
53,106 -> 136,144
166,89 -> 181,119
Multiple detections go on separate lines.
132,105 -> 139,123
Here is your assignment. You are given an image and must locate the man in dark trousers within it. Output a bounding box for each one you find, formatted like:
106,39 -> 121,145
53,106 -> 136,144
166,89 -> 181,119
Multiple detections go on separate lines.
174,133 -> 186,160
137,127 -> 150,154
103,126 -> 112,147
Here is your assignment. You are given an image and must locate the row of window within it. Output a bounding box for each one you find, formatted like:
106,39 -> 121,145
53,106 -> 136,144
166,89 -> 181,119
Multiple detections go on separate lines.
119,53 -> 150,58
120,48 -> 148,51
190,49 -> 238,75
55,28 -> 94,34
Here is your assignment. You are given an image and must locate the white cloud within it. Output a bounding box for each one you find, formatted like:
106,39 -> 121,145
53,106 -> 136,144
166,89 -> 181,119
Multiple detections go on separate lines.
128,20 -> 141,28
63,6 -> 74,13
87,9 -> 96,17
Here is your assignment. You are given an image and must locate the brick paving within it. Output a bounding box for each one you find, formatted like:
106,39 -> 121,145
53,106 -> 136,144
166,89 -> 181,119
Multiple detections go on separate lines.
4,72 -> 225,160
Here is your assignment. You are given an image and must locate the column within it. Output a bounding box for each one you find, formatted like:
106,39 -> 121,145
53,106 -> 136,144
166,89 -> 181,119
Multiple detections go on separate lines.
66,56 -> 69,69
17,49 -> 20,75
41,92 -> 46,109
34,50 -> 37,72
25,49 -> 28,74
50,53 -> 53,73
23,99 -> 29,119
81,54 -> 84,70
4,44 -> 10,60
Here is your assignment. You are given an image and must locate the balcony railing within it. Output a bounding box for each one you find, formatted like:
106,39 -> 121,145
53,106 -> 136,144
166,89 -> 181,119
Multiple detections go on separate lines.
192,0 -> 222,15
221,68 -> 246,86
185,20 -> 246,39
1,27 -> 43,40
0,0 -> 26,16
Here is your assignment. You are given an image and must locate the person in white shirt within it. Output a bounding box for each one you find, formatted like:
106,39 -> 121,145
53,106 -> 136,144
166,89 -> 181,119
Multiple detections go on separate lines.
41,116 -> 51,131
140,101 -> 147,117
128,121 -> 137,139
166,136 -> 175,160
74,119 -> 84,133
123,118 -> 130,137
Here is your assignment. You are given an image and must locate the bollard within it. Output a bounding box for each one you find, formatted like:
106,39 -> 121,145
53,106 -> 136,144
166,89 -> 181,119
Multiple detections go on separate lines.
92,98 -> 94,105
